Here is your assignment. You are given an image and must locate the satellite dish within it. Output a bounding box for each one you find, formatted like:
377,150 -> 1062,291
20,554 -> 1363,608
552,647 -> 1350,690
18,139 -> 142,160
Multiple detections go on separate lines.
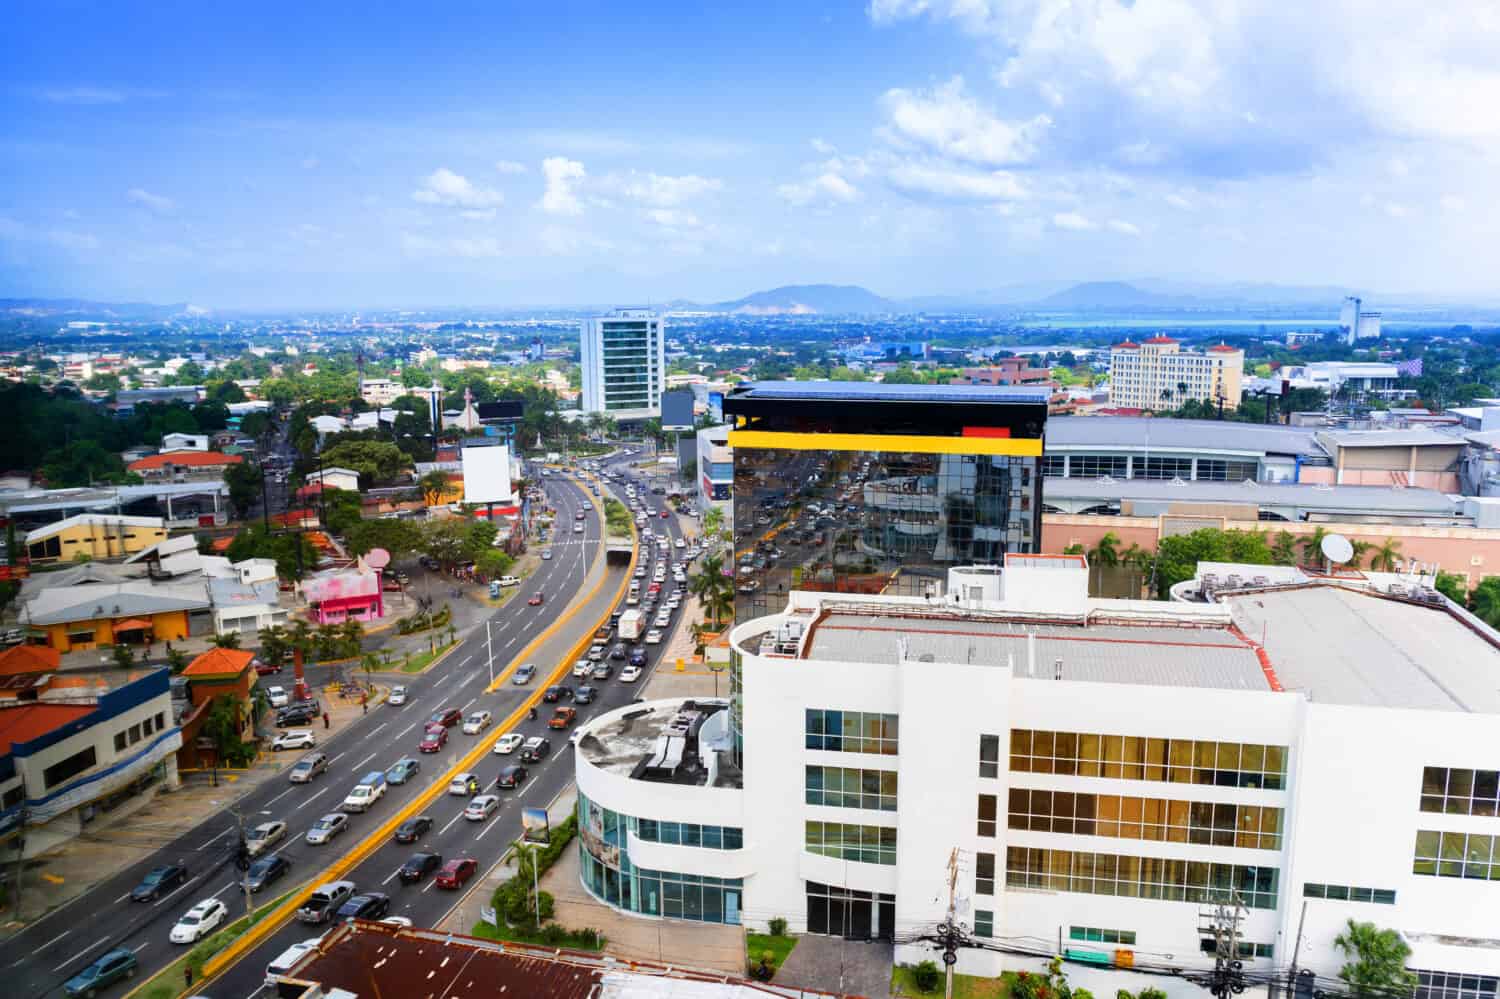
1321,534 -> 1354,565
365,547 -> 391,570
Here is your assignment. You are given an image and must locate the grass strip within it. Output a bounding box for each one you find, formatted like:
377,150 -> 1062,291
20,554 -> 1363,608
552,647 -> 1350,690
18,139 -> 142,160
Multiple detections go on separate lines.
130,888 -> 297,999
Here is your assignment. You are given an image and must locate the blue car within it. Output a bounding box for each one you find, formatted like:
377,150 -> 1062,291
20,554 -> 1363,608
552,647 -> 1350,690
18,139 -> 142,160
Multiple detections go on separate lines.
628,648 -> 647,668
386,757 -> 420,785
65,947 -> 138,997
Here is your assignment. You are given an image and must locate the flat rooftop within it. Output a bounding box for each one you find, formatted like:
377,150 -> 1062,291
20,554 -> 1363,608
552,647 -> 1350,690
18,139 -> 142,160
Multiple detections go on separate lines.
727,380 -> 1051,405
1045,416 -> 1325,457
1222,585 -> 1500,713
576,699 -> 741,789
803,609 -> 1273,692
1043,477 -> 1463,516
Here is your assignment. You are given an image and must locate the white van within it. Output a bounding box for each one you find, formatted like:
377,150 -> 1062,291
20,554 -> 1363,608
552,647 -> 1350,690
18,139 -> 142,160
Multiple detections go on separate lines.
266,938 -> 322,985
498,575 -> 520,587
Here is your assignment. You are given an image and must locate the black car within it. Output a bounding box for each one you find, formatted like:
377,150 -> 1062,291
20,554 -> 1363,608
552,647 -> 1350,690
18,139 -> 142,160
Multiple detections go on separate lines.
495,765 -> 529,789
336,892 -> 391,921
393,815 -> 433,844
275,704 -> 316,727
130,862 -> 188,901
628,647 -> 647,667
244,854 -> 291,893
609,643 -> 626,660
398,852 -> 442,884
574,685 -> 597,705
542,685 -> 573,703
519,738 -> 551,763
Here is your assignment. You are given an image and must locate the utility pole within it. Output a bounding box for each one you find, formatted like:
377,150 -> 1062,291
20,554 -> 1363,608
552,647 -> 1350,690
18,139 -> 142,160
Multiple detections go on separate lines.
1201,892 -> 1248,999
939,847 -> 964,999
1285,900 -> 1309,999
230,805 -> 254,917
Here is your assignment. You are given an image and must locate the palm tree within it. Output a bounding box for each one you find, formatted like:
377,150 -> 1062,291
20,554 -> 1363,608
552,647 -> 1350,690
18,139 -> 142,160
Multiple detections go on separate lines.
259,624 -> 290,667
1300,526 -> 1330,569
1087,532 -> 1122,568
288,619 -> 314,662
1369,537 -> 1403,572
213,631 -> 242,649
1332,919 -> 1417,997
689,554 -> 735,629
1350,539 -> 1374,567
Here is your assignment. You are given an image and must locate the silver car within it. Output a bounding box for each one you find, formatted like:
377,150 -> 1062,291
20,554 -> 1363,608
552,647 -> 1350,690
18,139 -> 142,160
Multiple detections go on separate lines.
305,813 -> 348,845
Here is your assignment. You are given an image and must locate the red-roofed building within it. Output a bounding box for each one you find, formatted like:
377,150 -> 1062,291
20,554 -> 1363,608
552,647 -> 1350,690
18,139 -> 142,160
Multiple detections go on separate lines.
1144,333 -> 1179,344
127,450 -> 244,481
1113,340 -> 1141,349
176,648 -> 258,771
0,645 -> 60,677
1109,335 -> 1244,412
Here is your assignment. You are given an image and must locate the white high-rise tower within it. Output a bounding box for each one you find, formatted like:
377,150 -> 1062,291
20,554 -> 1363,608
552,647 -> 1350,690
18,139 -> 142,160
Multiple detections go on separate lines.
579,308 -> 665,418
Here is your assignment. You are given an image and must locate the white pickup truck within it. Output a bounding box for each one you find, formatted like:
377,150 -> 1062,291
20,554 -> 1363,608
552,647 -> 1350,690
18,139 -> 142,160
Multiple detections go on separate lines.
340,771 -> 387,813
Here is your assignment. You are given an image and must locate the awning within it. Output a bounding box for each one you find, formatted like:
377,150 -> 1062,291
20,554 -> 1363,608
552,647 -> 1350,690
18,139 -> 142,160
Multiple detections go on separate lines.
111,618 -> 153,631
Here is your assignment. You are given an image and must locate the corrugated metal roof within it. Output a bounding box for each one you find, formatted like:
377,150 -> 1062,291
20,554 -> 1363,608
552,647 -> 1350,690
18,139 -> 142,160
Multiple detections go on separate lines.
1222,586 -> 1500,713
1043,477 -> 1461,515
22,580 -> 210,626
1317,429 -> 1465,448
806,612 -> 1270,691
1045,416 -> 1325,457
729,381 -> 1051,405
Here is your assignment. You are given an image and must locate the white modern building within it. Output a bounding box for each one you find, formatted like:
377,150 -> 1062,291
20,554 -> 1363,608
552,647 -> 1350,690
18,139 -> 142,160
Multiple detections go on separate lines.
572,555 -> 1500,996
358,377 -> 405,407
694,424 -> 732,518
580,308 -> 665,420
1339,296 -> 1383,344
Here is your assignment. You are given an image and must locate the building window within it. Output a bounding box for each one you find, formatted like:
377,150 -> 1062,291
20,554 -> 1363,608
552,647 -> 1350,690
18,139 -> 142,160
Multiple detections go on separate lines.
1140,457 -> 1194,480
979,734 -> 1001,778
978,794 -> 997,837
1005,845 -> 1279,910
1070,455 -> 1129,479
42,746 -> 98,790
805,765 -> 898,812
1416,970 -> 1499,999
1007,789 -> 1283,850
128,723 -> 142,745
1422,767 -> 1500,817
1071,926 -> 1137,946
805,709 -> 899,755
1041,455 -> 1067,478
114,732 -> 127,752
66,628 -> 95,646
974,909 -> 994,938
635,820 -> 744,850
1010,729 -> 1288,790
155,712 -> 167,731
1196,459 -> 1258,482
1304,883 -> 1396,904
805,821 -> 897,866
1413,830 -> 1498,880
976,852 -> 995,895
1201,939 -> 1275,959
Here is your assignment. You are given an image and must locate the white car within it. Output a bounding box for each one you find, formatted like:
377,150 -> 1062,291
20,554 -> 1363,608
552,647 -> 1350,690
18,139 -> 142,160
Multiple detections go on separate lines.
464,794 -> 500,821
267,685 -> 289,708
572,659 -> 592,678
245,820 -> 287,858
170,897 -> 228,944
493,732 -> 524,755
462,711 -> 492,735
619,665 -> 642,683
388,685 -> 408,706
675,538 -> 685,549
448,772 -> 481,795
380,916 -> 413,928
633,566 -> 647,578
644,629 -> 664,645
541,549 -> 553,560
654,612 -> 671,629
273,730 -> 316,751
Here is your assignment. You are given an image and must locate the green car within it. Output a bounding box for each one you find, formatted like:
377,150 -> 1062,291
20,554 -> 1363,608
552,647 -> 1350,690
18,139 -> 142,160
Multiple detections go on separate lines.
64,947 -> 138,997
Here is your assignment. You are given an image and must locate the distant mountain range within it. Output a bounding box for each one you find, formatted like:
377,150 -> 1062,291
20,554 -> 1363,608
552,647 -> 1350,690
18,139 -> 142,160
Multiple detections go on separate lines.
705,284 -> 896,315
0,298 -> 201,321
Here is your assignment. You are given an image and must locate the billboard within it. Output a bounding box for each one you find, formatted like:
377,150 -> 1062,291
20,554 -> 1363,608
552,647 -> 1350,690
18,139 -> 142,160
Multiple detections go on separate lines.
461,444 -> 513,505
521,806 -> 551,844
660,389 -> 695,432
707,391 -> 724,424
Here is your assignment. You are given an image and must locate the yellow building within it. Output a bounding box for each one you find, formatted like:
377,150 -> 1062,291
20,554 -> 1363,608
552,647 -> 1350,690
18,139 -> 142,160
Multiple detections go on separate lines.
24,514 -> 169,564
1108,336 -> 1243,411
20,580 -> 207,651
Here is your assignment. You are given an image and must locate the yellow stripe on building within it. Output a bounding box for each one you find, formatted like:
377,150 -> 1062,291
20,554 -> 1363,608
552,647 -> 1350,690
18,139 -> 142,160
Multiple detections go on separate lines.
726,429 -> 1043,457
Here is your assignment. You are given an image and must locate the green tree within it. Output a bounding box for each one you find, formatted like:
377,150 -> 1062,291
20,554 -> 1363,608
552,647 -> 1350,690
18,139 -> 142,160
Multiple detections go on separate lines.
689,553 -> 735,628
223,461 -> 264,519
1152,528 -> 1275,597
213,631 -> 242,649
1470,576 -> 1500,629
317,439 -> 410,485
476,548 -> 514,579
1087,531 -> 1122,567
202,694 -> 255,767
1368,537 -> 1403,572
224,525 -> 319,580
345,517 -> 422,559
418,470 -> 452,506
320,487 -> 364,535
1333,919 -> 1417,998
166,646 -> 189,674
1300,525 -> 1330,569
1270,530 -> 1299,566
258,624 -> 290,668
1434,571 -> 1467,605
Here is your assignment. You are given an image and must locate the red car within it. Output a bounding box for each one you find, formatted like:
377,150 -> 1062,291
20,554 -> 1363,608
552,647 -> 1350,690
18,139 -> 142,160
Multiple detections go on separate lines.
528,591 -> 544,606
428,708 -> 462,728
659,510 -> 669,519
254,659 -> 282,676
419,726 -> 447,753
434,857 -> 478,889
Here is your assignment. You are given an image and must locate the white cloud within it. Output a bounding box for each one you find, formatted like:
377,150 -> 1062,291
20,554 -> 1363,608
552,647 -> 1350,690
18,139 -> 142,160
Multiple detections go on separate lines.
494,160 -> 527,175
412,167 -> 505,218
1107,219 -> 1142,236
810,138 -> 836,154
881,76 -> 1050,167
778,172 -> 859,206
886,162 -> 1026,202
126,188 -> 174,214
645,208 -> 701,228
539,157 -> 587,216
609,171 -> 724,208
0,217 -> 100,251
1384,202 -> 1408,219
1164,192 -> 1195,210
39,86 -> 165,104
1052,212 -> 1096,231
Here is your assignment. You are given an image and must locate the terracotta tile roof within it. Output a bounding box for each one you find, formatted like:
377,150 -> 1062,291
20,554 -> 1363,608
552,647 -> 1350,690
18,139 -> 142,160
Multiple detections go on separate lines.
1144,334 -> 1179,344
182,647 -> 255,677
0,703 -> 94,755
127,451 -> 244,472
1209,343 -> 1242,352
1113,340 -> 1140,349
0,645 -> 60,676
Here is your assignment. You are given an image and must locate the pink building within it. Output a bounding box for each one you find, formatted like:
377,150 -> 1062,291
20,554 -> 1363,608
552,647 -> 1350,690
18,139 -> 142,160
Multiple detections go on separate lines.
301,568 -> 384,624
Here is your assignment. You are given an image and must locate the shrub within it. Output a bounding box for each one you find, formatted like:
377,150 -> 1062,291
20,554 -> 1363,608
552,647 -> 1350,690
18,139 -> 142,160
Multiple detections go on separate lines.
912,960 -> 942,993
768,916 -> 788,937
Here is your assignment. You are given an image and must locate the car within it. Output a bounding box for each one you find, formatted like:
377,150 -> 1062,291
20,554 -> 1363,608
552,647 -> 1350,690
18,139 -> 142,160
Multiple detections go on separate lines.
448,772 -> 482,796
647,582 -> 661,595
64,947 -> 138,997
245,820 -> 287,858
341,774 -> 386,813
529,591 -> 544,605
495,764 -> 529,789
572,523 -> 583,534
388,685 -> 408,706
513,663 -> 537,685
428,708 -> 462,728
498,574 -> 521,587
244,853 -> 291,893
306,813 -> 349,845
462,710 -> 493,734
297,881 -> 356,925
276,703 -> 318,727
394,815 -> 433,844
572,659 -> 592,678
548,707 -> 577,729
434,857 -> 479,889
519,737 -> 551,763
644,629 -> 664,645
574,684 -> 597,705
610,643 -> 627,660
386,757 -> 420,785
633,565 -> 647,578
620,665 -> 643,683
289,752 -> 328,782
654,613 -> 671,629
591,662 -> 612,681
380,916 -> 414,927
253,659 -> 282,677
273,729 -> 316,752
130,862 -> 189,902
335,892 -> 391,922
170,897 -> 228,944
587,644 -> 606,662
628,646 -> 647,667
419,727 -> 447,753
737,579 -> 761,594
543,684 -> 572,703
575,509 -> 586,521
464,794 -> 500,821
267,685 -> 289,708
541,549 -> 553,560
493,732 -> 524,755
660,509 -> 670,519
398,852 -> 442,884
675,537 -> 685,549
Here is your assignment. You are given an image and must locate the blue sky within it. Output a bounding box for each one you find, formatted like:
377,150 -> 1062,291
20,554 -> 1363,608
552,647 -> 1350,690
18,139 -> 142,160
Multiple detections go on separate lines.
3,1 -> 1499,308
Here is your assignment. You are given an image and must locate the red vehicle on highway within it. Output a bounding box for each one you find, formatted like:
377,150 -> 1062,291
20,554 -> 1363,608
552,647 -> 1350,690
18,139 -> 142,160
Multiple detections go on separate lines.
418,726 -> 447,753
528,591 -> 544,606
434,858 -> 478,889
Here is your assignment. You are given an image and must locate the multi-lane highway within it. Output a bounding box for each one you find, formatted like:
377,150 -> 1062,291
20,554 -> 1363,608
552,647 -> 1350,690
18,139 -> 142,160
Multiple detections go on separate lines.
0,451 -> 695,999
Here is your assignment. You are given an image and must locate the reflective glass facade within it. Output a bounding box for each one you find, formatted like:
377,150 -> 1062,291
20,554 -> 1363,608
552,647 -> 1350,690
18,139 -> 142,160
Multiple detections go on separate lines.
577,791 -> 744,924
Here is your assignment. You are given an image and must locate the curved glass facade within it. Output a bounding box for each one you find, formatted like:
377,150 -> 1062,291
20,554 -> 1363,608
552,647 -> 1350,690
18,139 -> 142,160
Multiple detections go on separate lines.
577,790 -> 744,924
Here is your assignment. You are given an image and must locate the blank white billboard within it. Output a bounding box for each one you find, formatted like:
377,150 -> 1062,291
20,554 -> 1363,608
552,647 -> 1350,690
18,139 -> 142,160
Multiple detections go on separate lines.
462,445 -> 513,505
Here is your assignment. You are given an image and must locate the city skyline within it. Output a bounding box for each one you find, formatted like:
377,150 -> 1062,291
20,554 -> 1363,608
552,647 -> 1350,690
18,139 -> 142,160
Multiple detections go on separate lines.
3,2 -> 1500,308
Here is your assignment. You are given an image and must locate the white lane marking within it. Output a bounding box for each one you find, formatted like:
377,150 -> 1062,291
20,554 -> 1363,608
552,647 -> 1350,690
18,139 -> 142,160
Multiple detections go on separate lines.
265,786 -> 298,808
151,875 -> 197,908
131,941 -> 150,953
366,722 -> 387,738
381,867 -> 403,886
459,697 -> 475,714
37,928 -> 72,950
212,879 -> 238,899
396,722 -> 417,740
433,673 -> 449,686
295,787 -> 328,811
422,878 -> 436,893
459,655 -> 472,666
351,752 -> 377,772
328,752 -> 347,765
437,811 -> 465,836
51,935 -> 111,971
195,827 -> 230,850
473,815 -> 501,840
